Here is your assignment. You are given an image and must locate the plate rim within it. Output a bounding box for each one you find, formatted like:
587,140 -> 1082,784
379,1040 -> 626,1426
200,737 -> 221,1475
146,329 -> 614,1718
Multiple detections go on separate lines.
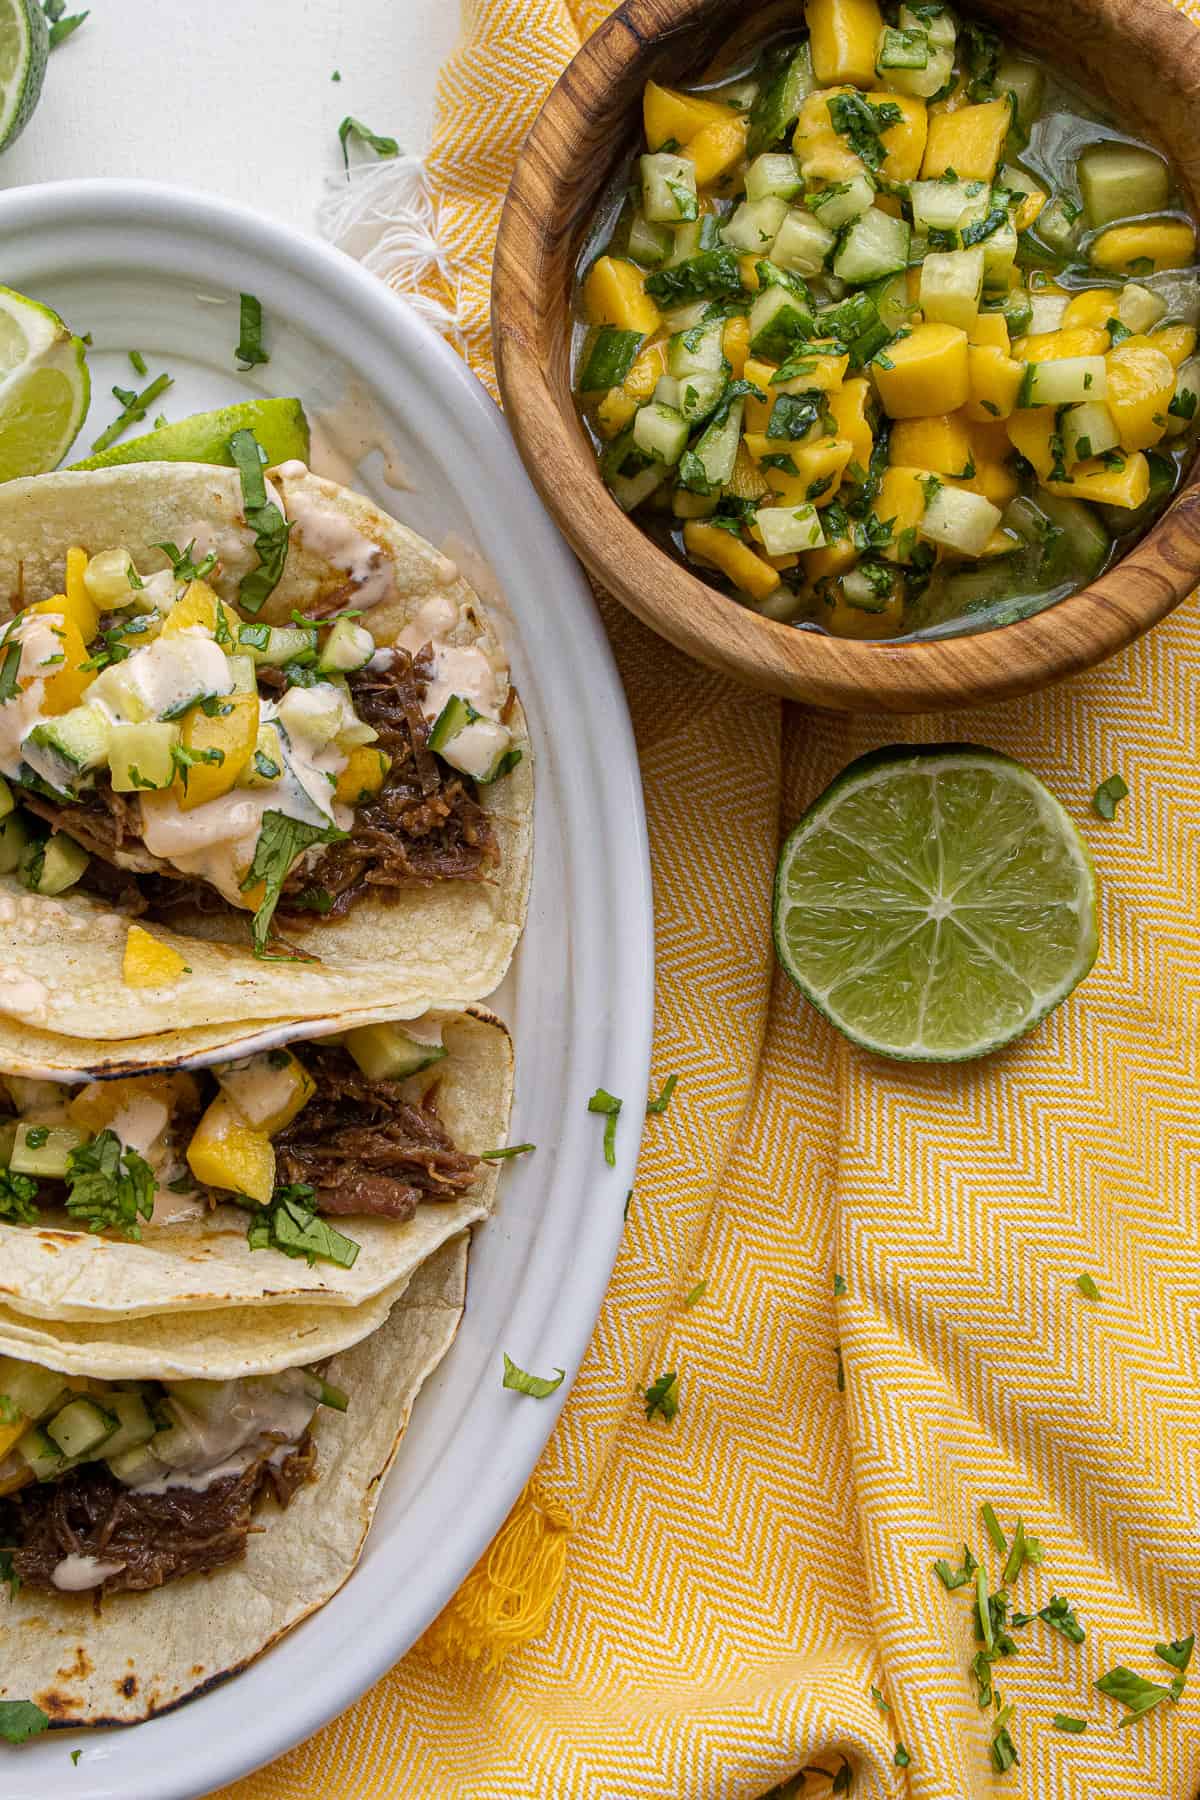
0,178 -> 654,1798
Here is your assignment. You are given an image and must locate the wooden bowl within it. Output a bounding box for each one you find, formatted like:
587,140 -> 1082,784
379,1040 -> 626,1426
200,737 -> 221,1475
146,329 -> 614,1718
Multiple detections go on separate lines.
493,0 -> 1200,711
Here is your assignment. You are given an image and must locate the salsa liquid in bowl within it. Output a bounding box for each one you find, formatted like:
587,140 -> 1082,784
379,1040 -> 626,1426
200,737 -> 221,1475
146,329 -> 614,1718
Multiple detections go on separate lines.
571,0 -> 1200,643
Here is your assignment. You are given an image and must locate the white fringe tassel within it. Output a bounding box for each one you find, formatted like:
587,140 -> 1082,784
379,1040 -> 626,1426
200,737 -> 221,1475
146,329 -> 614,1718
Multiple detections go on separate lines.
317,156 -> 464,347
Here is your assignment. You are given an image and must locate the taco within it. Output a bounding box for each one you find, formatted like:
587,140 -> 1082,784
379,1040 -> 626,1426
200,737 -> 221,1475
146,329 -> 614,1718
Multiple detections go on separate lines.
0,458 -> 532,1042
0,1234 -> 468,1725
0,1010 -> 512,1324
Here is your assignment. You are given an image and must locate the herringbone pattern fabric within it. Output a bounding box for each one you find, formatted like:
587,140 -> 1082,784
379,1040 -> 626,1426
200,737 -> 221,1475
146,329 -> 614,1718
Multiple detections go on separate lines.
223,3 -> 1200,1795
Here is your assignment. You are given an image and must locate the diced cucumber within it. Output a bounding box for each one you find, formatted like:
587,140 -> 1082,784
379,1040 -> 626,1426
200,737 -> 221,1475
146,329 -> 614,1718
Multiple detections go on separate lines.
46,1397 -> 118,1460
993,288 -> 1033,338
317,618 -> 375,675
995,55 -> 1044,131
808,174 -> 876,232
107,720 -> 180,792
755,504 -> 826,556
1035,195 -> 1084,256
721,195 -> 789,255
1026,291 -> 1070,334
900,2 -> 954,49
19,833 -> 89,898
653,374 -> 681,408
746,153 -> 803,203
0,812 -> 29,875
9,1120 -> 86,1178
920,484 -> 1003,556
107,1441 -> 167,1486
1140,272 -> 1200,328
919,247 -> 984,333
25,705 -> 110,791
817,289 -> 889,365
910,179 -> 989,240
678,371 -> 728,424
578,326 -> 644,391
428,693 -> 480,753
1078,141 -> 1169,229
665,221 -> 703,267
342,1021 -> 448,1081
236,621 -> 317,666
100,1391 -> 158,1461
679,397 -> 745,493
1061,400 -> 1120,464
1118,283 -> 1167,334
18,1425 -> 63,1483
833,209 -> 910,284
749,585 -> 806,621
746,40 -> 814,157
668,319 -> 724,377
0,1358 -> 67,1423
659,301 -> 710,334
1031,490 -> 1111,580
749,283 -> 816,360
1165,355 -> 1200,435
226,654 -> 257,695
842,566 -> 897,611
980,219 -> 1019,286
1018,356 -> 1107,406
633,400 -> 689,465
641,152 -> 698,225
627,214 -> 673,269
611,461 -> 670,512
771,208 -> 835,276
876,24 -> 929,71
866,271 -> 918,335
881,39 -> 953,98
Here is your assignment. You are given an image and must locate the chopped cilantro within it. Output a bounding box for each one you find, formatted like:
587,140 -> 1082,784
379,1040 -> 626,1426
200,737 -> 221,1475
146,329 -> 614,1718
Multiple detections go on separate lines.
646,1073 -> 678,1115
154,537 -> 219,584
501,1353 -> 565,1398
338,115 -> 401,176
1052,1714 -> 1087,1733
826,92 -> 902,171
683,1278 -> 707,1308
91,372 -> 173,454
644,1370 -> 679,1422
1076,1271 -> 1101,1299
587,1086 -> 623,1166
228,427 -> 293,615
0,1168 -> 37,1224
644,248 -> 744,305
64,1131 -> 155,1239
1092,774 -> 1128,820
0,640 -> 22,704
0,1700 -> 50,1744
236,293 -> 270,369
240,809 -> 348,955
1095,1664 -> 1173,1725
246,1184 -> 360,1267
480,1142 -> 536,1161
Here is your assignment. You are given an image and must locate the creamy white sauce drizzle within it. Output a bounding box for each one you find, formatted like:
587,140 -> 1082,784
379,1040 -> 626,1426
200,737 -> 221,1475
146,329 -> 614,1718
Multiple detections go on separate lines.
131,1374 -> 317,1494
0,616 -> 65,778
52,1554 -> 127,1592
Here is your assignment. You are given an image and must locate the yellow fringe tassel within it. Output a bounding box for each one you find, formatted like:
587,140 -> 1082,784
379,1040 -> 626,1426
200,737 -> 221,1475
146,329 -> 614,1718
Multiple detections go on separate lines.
419,1479 -> 572,1669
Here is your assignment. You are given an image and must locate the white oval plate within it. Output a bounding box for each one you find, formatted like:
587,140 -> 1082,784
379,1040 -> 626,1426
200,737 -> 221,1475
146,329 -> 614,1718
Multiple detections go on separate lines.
0,181 -> 653,1799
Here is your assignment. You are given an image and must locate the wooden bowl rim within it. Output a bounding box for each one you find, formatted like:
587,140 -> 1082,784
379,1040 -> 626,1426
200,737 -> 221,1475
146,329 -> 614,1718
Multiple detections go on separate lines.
494,0 -> 1200,711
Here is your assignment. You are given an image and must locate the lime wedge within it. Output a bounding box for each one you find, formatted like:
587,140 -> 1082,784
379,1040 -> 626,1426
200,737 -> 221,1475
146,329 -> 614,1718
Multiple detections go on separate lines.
0,286 -> 89,481
0,0 -> 46,152
71,398 -> 311,472
774,745 -> 1097,1061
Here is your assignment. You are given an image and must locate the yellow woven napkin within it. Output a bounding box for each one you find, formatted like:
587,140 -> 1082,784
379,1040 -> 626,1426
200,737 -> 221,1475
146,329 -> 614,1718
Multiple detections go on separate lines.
226,3 -> 1200,1794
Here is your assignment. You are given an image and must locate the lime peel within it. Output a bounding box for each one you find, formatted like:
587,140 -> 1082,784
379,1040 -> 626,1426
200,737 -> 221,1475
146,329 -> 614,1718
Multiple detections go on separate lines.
773,744 -> 1097,1062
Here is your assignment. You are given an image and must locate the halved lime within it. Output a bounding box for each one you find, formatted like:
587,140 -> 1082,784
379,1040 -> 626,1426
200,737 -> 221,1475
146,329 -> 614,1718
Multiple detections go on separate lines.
0,0 -> 46,152
71,397 -> 311,471
0,286 -> 89,480
774,745 -> 1097,1062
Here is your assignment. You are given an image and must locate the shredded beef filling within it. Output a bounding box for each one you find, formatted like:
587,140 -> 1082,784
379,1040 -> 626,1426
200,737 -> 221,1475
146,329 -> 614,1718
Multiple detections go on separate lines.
272,1044 -> 480,1220
0,1435 -> 315,1596
24,648 -> 497,930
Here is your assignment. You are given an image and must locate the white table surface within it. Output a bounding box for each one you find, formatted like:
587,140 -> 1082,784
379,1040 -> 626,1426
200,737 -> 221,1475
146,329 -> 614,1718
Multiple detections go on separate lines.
2,0 -> 453,232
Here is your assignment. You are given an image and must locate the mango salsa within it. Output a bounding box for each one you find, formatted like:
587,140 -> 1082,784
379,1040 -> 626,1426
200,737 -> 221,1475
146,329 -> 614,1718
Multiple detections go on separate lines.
122,925 -> 190,989
186,1093 -> 276,1205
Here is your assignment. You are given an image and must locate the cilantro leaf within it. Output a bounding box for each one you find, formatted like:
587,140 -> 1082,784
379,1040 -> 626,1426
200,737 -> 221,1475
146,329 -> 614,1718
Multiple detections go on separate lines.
246,1184 -> 360,1268
1155,1635 -> 1194,1673
236,293 -> 270,370
228,427 -> 293,615
239,809 -> 348,956
1093,774 -> 1128,820
1077,1272 -> 1101,1300
480,1142 -> 536,1161
91,373 -> 173,455
64,1130 -> 155,1238
501,1353 -> 565,1398
0,1700 -> 49,1744
1052,1714 -> 1087,1732
587,1087 -> 623,1166
338,116 -> 401,176
0,639 -> 22,704
644,248 -> 744,305
646,1073 -> 677,1115
154,538 -> 218,583
0,1167 -> 39,1225
644,1370 -> 679,1421
1095,1665 -> 1173,1724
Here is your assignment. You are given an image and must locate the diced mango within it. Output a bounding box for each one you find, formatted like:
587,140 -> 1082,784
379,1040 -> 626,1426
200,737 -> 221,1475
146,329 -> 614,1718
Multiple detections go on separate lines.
69,1071 -> 198,1136
174,688 -> 259,810
642,80 -> 732,150
65,547 -> 101,642
759,437 -> 855,506
624,340 -> 669,403
929,75 -> 971,116
827,377 -> 873,473
920,99 -> 1011,182
27,587 -> 97,647
726,441 -> 771,503
334,745 -> 391,805
22,612 -> 93,716
723,315 -> 751,379
955,411 -> 1020,506
160,578 -> 236,642
1012,327 -> 1110,363
969,313 -> 1010,351
808,0 -> 884,87
874,193 -> 903,219
875,466 -> 930,562
1090,221 -> 1196,274
978,527 -> 1021,558
583,257 -> 661,335
1044,450 -> 1150,508
872,323 -> 969,418
823,584 -> 905,637
0,1416 -> 28,1461
738,256 -> 762,292
1005,408 -> 1056,477
186,1093 -> 276,1204
1013,189 -> 1046,233
805,537 -> 859,582
682,522 -> 780,601
965,344 -> 1024,421
1131,324 -> 1197,370
122,925 -> 189,990
889,413 -> 973,476
1105,342 -> 1177,450
1062,289 -> 1122,332
870,90 -> 928,182
688,115 -> 748,188
595,388 -> 638,437
216,1049 -> 315,1133
794,88 -> 865,183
